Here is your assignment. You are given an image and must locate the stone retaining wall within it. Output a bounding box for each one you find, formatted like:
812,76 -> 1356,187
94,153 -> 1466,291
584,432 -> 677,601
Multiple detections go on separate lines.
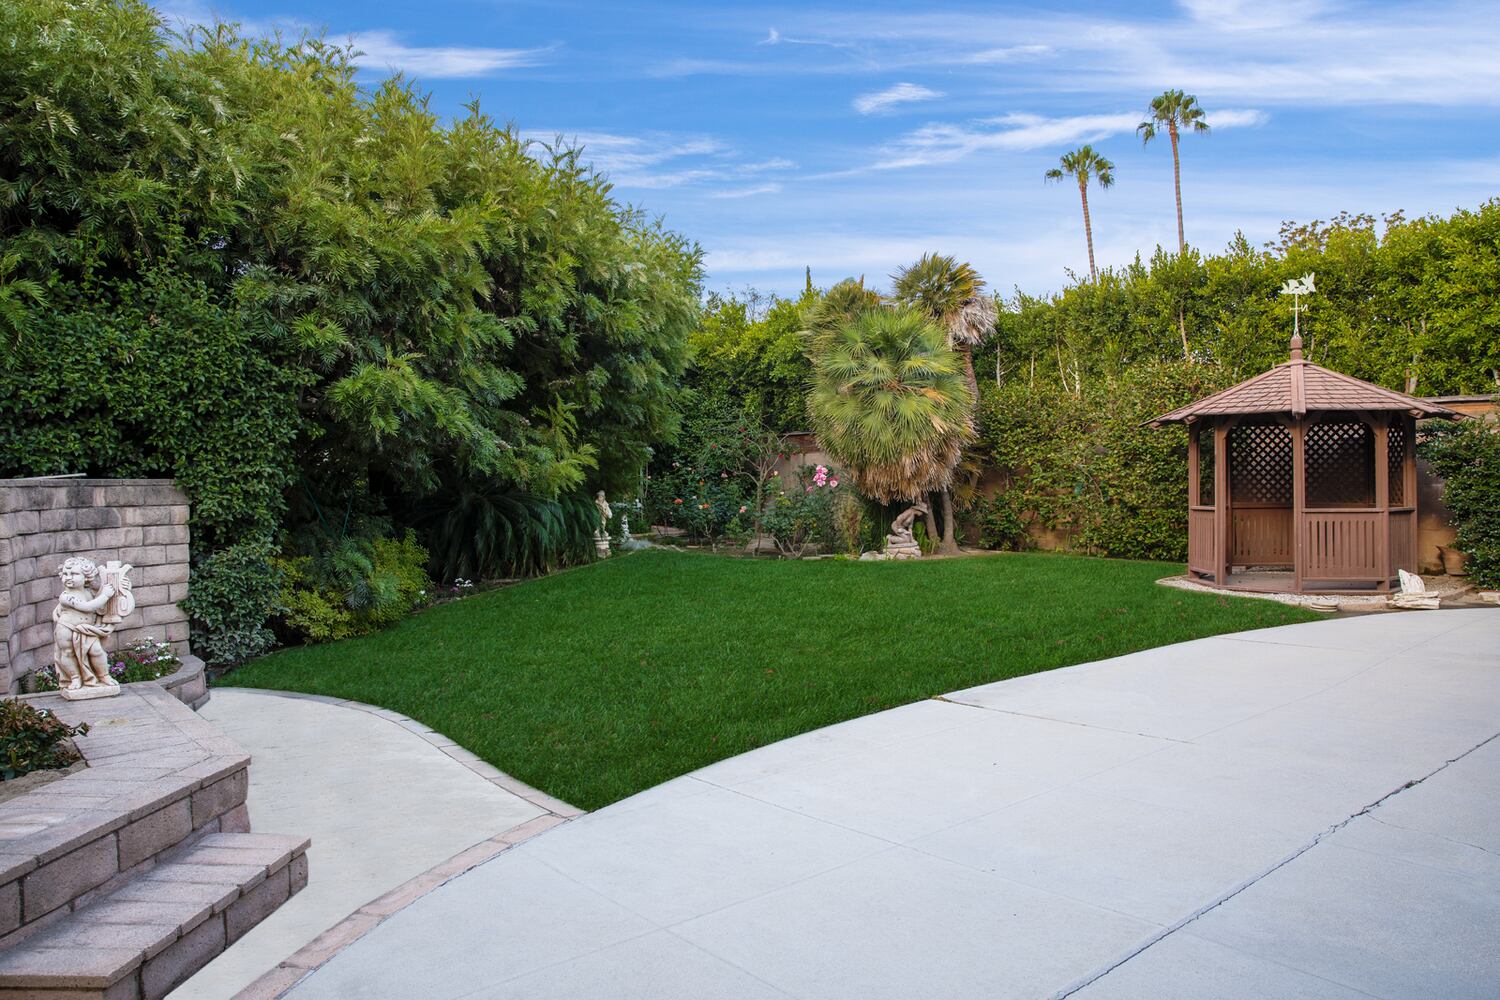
0,478 -> 192,694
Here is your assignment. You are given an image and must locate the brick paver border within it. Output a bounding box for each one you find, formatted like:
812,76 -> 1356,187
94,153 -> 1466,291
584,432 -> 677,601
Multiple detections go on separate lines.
226,690 -> 582,1000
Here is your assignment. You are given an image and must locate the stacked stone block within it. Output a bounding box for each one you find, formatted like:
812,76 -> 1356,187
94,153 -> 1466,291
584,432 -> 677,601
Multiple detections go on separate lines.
0,479 -> 191,694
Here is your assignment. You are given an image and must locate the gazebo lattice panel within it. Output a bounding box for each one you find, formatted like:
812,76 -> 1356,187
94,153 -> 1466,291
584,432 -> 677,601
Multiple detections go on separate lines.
1304,420 -> 1375,508
1387,421 -> 1407,507
1229,424 -> 1293,505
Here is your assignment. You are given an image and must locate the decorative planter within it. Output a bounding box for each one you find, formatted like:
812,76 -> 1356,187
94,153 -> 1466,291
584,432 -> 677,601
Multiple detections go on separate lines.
1438,545 -> 1471,576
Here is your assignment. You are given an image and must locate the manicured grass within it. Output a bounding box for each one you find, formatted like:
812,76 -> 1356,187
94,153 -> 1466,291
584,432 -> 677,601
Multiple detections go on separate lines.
219,549 -> 1316,810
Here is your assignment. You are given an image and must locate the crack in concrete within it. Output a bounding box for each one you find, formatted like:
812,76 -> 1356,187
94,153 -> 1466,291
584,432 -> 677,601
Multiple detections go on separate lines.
1049,729 -> 1500,999
931,696 -> 1193,744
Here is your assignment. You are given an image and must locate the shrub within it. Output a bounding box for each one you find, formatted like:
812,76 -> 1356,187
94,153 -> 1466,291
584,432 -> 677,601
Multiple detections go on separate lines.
180,542 -> 283,667
408,485 -> 597,582
0,700 -> 88,780
274,533 -> 432,644
1419,419 -> 1500,588
762,465 -> 843,556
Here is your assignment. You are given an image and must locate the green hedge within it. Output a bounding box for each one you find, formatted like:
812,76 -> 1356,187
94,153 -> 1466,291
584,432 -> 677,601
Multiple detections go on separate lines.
973,362 -> 1233,560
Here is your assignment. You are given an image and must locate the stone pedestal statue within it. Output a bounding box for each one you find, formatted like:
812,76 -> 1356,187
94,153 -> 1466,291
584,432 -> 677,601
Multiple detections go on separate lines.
52,557 -> 134,700
883,502 -> 929,560
594,490 -> 612,558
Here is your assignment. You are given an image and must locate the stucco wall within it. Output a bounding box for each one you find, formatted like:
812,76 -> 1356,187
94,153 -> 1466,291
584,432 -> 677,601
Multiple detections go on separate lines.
0,478 -> 191,693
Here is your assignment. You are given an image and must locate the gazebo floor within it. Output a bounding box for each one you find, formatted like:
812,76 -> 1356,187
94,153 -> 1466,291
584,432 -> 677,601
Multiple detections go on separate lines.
1217,570 -> 1385,595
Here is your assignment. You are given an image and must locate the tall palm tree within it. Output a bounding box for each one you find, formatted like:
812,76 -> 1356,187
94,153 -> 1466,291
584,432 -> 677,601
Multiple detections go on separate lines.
891,253 -> 997,408
807,308 -> 973,552
1137,90 -> 1210,252
1045,145 -> 1114,281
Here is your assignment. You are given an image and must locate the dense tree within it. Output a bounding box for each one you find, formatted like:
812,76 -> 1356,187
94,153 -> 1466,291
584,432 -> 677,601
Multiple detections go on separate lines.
0,0 -> 701,660
1045,146 -> 1115,281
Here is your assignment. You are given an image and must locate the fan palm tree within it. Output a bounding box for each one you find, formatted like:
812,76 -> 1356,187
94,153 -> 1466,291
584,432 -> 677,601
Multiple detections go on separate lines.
800,276 -> 882,357
891,253 -> 997,407
1138,90 -> 1210,252
1045,146 -> 1114,281
807,308 -> 973,553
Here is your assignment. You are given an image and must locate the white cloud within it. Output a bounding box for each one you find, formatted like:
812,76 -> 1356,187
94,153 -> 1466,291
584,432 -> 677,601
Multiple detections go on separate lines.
347,31 -> 552,78
531,131 -> 796,194
853,82 -> 944,115
153,3 -> 551,80
723,4 -> 1500,106
710,184 -> 783,199
1209,108 -> 1270,128
872,112 -> 1139,170
960,44 -> 1052,64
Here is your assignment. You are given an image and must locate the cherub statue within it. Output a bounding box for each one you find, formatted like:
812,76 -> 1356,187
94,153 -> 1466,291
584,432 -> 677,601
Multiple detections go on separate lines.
51,557 -> 134,700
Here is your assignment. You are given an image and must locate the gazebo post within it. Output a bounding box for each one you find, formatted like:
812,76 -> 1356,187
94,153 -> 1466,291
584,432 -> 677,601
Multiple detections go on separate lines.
1291,417 -> 1306,592
1403,414 -> 1418,575
1213,421 -> 1230,585
1373,415 -> 1391,592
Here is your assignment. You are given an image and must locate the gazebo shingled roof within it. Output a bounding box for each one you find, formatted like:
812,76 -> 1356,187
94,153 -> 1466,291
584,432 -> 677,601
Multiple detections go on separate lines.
1150,353 -> 1462,425
1150,334 -> 1462,595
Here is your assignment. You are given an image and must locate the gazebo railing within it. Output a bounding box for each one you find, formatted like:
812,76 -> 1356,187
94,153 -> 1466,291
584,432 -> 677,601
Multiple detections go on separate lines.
1302,510 -> 1381,580
1188,506 -> 1216,577
1230,504 -> 1293,565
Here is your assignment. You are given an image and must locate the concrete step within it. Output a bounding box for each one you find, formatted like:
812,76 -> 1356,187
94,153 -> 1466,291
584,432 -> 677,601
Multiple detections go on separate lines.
0,833 -> 309,1000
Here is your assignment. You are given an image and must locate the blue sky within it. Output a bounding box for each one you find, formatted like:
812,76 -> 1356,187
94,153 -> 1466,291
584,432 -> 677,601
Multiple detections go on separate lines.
160,0 -> 1500,298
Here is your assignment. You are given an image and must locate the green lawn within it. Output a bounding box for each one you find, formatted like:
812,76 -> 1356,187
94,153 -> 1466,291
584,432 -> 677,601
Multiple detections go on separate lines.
219,549 -> 1316,810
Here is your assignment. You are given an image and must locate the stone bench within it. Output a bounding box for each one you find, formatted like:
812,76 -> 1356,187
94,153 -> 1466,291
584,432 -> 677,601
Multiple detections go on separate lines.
0,683 -> 309,998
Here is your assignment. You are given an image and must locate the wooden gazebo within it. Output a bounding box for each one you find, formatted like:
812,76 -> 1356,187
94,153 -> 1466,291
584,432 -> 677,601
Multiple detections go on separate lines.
1151,335 -> 1461,593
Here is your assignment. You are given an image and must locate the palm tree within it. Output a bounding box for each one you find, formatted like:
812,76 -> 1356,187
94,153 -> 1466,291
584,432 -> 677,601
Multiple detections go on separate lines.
1137,90 -> 1210,252
807,308 -> 973,552
891,253 -> 997,408
1045,145 -> 1114,281
800,276 -> 882,357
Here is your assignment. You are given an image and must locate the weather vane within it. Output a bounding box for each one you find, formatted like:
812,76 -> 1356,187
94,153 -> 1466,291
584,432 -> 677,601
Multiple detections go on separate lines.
1279,273 -> 1315,344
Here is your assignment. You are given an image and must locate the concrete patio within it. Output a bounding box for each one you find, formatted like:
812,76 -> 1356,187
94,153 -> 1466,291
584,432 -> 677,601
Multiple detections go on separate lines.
287,609 -> 1500,1000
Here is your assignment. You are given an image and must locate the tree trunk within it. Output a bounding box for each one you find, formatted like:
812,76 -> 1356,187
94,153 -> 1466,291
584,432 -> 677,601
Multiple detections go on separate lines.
922,497 -> 940,552
1079,180 -> 1097,281
1179,307 -> 1190,360
1170,124 -> 1185,253
959,344 -> 980,423
938,487 -> 960,555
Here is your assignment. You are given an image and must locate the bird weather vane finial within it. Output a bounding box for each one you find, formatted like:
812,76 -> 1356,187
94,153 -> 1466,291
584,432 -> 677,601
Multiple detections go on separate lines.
1279,272 -> 1315,359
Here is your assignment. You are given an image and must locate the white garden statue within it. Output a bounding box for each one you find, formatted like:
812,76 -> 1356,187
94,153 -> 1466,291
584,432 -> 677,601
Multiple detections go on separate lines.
52,556 -> 135,700
1389,568 -> 1439,611
594,490 -> 612,558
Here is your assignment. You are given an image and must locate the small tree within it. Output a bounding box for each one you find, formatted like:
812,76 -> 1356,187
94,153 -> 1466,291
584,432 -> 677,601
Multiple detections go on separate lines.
807,308 -> 973,553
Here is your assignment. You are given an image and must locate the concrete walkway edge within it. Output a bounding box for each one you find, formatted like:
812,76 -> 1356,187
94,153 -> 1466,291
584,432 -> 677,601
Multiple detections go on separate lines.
220,690 -> 584,1000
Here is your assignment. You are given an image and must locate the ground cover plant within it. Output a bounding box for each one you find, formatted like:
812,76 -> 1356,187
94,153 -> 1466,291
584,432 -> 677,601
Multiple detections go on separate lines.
221,549 -> 1315,810
0,700 -> 88,780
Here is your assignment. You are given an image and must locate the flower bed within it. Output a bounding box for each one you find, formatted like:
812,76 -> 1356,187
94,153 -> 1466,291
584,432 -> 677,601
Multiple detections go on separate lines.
31,636 -> 181,691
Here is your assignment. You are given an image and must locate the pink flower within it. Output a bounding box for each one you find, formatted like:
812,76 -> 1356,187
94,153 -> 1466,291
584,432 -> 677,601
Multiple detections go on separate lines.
805,485 -> 814,493
674,498 -> 683,504
829,479 -> 839,488
738,505 -> 747,513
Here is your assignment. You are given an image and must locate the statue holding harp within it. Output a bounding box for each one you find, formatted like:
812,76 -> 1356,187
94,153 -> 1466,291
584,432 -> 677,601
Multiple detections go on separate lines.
51,557 -> 135,700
